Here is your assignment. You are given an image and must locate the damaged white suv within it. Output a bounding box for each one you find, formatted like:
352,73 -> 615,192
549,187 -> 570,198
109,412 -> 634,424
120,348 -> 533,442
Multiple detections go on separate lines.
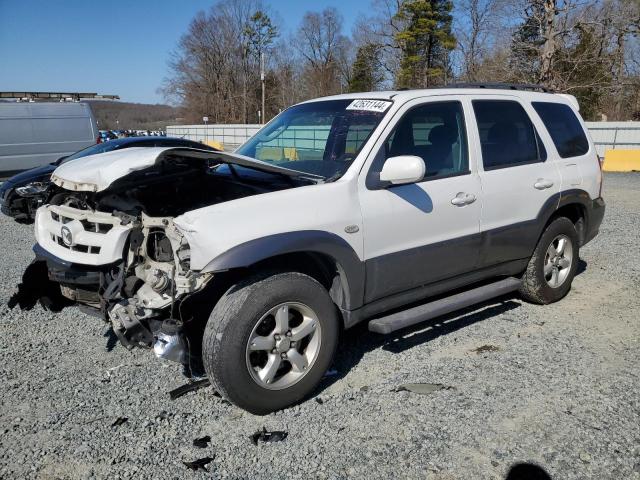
17,85 -> 604,414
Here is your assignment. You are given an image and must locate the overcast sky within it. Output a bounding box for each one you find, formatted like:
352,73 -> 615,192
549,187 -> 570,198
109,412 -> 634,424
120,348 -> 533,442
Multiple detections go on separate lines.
0,0 -> 369,104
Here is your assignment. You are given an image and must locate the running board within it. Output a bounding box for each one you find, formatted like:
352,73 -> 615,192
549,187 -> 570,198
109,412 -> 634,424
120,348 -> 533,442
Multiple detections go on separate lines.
368,277 -> 521,334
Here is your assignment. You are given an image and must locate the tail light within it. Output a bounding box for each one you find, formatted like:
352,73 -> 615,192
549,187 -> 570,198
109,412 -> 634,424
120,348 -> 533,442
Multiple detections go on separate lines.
96,135 -> 102,144
597,154 -> 604,198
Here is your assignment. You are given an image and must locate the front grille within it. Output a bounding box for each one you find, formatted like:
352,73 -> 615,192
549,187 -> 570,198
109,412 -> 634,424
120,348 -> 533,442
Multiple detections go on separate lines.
50,233 -> 102,254
50,211 -> 113,234
38,204 -> 129,264
80,219 -> 113,233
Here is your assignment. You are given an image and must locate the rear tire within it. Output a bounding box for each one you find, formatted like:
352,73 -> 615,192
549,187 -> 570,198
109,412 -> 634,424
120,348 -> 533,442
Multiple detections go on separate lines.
202,271 -> 339,414
520,217 -> 579,304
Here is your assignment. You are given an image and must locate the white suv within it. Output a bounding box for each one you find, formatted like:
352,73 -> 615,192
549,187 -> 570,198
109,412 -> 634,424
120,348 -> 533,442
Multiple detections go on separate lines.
20,85 -> 604,414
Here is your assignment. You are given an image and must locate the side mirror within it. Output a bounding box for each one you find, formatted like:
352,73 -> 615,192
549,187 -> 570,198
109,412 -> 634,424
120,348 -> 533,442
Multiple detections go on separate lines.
379,155 -> 426,185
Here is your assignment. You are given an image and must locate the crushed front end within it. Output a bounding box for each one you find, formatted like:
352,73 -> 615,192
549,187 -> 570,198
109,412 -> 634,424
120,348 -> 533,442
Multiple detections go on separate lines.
11,147 -> 312,376
29,201 -> 213,373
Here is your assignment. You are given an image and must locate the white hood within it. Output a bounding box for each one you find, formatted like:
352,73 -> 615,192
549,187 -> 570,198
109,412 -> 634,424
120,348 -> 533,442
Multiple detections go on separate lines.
51,146 -> 322,192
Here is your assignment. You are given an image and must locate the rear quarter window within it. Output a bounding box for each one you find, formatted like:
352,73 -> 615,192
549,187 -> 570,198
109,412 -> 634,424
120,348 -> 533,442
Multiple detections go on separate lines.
532,102 -> 589,158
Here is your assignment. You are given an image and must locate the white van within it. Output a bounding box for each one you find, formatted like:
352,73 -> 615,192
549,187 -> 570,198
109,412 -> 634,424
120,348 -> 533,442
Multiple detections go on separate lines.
0,102 -> 98,176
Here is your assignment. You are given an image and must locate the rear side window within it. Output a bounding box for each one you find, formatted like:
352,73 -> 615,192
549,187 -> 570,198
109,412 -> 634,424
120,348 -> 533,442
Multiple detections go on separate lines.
532,102 -> 589,158
473,100 -> 546,170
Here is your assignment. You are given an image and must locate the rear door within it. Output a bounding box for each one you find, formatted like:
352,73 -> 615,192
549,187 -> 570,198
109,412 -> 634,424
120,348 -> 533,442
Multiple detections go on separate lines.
471,96 -> 561,268
531,101 -> 601,199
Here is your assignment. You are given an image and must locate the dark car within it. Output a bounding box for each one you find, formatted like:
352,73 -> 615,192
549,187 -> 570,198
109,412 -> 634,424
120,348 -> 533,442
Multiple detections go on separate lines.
0,136 -> 218,222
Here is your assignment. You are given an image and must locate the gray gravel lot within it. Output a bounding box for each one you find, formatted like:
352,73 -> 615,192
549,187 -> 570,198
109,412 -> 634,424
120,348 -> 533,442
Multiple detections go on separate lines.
1,173 -> 639,480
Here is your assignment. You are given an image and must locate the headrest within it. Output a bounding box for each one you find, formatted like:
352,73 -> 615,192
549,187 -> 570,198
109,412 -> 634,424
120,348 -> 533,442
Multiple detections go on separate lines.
428,124 -> 458,146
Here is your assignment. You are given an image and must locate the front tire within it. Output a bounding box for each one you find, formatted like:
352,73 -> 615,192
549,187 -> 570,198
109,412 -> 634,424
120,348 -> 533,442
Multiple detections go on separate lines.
202,272 -> 339,414
520,216 -> 579,304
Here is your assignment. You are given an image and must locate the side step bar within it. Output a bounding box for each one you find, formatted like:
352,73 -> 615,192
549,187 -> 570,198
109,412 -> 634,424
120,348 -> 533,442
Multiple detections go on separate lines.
368,277 -> 522,334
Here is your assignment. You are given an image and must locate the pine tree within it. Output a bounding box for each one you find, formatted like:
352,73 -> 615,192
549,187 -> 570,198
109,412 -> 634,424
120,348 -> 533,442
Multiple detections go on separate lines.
348,44 -> 383,92
394,0 -> 456,88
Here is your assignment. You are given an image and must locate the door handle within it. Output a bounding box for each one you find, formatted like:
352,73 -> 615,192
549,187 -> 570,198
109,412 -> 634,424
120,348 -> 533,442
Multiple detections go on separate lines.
451,192 -> 476,206
534,178 -> 554,190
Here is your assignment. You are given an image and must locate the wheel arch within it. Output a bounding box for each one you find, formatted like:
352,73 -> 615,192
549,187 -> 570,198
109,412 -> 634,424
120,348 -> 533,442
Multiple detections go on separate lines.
200,231 -> 366,314
539,189 -> 591,247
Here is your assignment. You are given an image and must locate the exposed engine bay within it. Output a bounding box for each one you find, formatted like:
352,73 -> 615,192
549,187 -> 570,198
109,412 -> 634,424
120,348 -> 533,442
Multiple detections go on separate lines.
15,149 -> 314,375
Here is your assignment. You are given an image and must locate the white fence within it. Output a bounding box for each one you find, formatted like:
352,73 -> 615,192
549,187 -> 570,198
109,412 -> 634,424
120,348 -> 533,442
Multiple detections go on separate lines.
168,121 -> 640,156
585,122 -> 640,157
166,124 -> 261,151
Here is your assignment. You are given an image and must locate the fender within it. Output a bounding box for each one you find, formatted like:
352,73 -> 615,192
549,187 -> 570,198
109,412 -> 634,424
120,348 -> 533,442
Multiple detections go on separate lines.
542,188 -> 603,245
201,230 -> 366,311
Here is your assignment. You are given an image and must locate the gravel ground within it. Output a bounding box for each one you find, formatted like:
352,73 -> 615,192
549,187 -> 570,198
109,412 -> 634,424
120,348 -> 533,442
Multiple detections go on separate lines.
1,173 -> 639,480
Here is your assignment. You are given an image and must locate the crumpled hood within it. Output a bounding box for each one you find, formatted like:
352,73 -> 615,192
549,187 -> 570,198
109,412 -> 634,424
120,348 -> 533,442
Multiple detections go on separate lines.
51,146 -> 321,192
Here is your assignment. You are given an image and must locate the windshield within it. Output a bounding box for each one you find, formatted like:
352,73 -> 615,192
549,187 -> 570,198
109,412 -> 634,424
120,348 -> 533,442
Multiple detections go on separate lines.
61,140 -> 130,164
236,99 -> 391,179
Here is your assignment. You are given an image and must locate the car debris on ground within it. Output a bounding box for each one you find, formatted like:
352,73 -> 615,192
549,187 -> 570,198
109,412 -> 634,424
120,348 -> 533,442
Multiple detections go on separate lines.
168,379 -> 211,400
193,436 -> 211,448
250,427 -> 288,445
182,457 -> 214,472
111,417 -> 128,427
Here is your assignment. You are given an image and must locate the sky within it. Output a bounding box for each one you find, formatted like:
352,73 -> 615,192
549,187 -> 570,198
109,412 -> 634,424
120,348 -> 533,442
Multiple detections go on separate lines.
0,0 -> 369,104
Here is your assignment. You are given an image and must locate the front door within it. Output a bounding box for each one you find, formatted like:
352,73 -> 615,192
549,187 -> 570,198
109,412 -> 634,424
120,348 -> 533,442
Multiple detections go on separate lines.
359,98 -> 482,303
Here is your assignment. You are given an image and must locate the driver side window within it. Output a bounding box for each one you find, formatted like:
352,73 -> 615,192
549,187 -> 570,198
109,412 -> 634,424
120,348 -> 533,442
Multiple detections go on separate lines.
383,101 -> 469,180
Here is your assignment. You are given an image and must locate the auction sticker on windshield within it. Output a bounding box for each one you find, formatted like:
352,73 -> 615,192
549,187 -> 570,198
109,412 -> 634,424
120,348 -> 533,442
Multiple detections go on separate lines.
346,99 -> 392,113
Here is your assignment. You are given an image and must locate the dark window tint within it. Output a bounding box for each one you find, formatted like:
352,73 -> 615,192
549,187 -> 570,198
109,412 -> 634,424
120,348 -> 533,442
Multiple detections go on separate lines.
473,100 -> 546,170
382,101 -> 469,179
532,102 -> 589,158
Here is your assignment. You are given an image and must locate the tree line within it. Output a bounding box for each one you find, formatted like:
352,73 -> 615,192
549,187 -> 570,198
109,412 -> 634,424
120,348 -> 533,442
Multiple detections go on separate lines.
161,0 -> 640,123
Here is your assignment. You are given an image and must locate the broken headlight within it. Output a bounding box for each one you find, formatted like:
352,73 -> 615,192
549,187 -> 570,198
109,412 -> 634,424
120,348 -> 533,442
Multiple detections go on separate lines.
15,182 -> 49,197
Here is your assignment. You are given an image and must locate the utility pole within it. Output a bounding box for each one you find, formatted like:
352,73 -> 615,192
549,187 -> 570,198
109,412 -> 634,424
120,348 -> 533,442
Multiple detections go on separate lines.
260,51 -> 266,124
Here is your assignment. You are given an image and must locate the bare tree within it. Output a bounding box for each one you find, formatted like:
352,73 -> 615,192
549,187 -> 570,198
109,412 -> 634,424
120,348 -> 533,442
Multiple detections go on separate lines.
161,0 -> 279,124
295,8 -> 352,97
454,0 -> 508,81
161,0 -> 640,123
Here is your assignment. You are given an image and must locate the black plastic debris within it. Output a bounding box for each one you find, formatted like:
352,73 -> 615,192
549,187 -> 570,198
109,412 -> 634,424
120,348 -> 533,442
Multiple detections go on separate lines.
395,383 -> 454,395
183,457 -> 214,472
315,397 -> 324,405
169,379 -> 211,400
193,435 -> 211,448
251,427 -> 288,445
112,417 -> 128,427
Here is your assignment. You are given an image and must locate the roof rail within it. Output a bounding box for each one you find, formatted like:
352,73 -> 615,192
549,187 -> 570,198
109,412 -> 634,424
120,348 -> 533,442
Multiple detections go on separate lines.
0,92 -> 120,101
445,82 -> 553,93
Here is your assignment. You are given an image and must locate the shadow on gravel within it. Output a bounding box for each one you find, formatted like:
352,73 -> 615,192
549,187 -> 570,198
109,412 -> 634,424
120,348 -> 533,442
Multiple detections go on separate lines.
576,258 -> 587,276
7,261 -> 73,312
316,295 -> 522,394
103,327 -> 119,352
505,462 -> 552,480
